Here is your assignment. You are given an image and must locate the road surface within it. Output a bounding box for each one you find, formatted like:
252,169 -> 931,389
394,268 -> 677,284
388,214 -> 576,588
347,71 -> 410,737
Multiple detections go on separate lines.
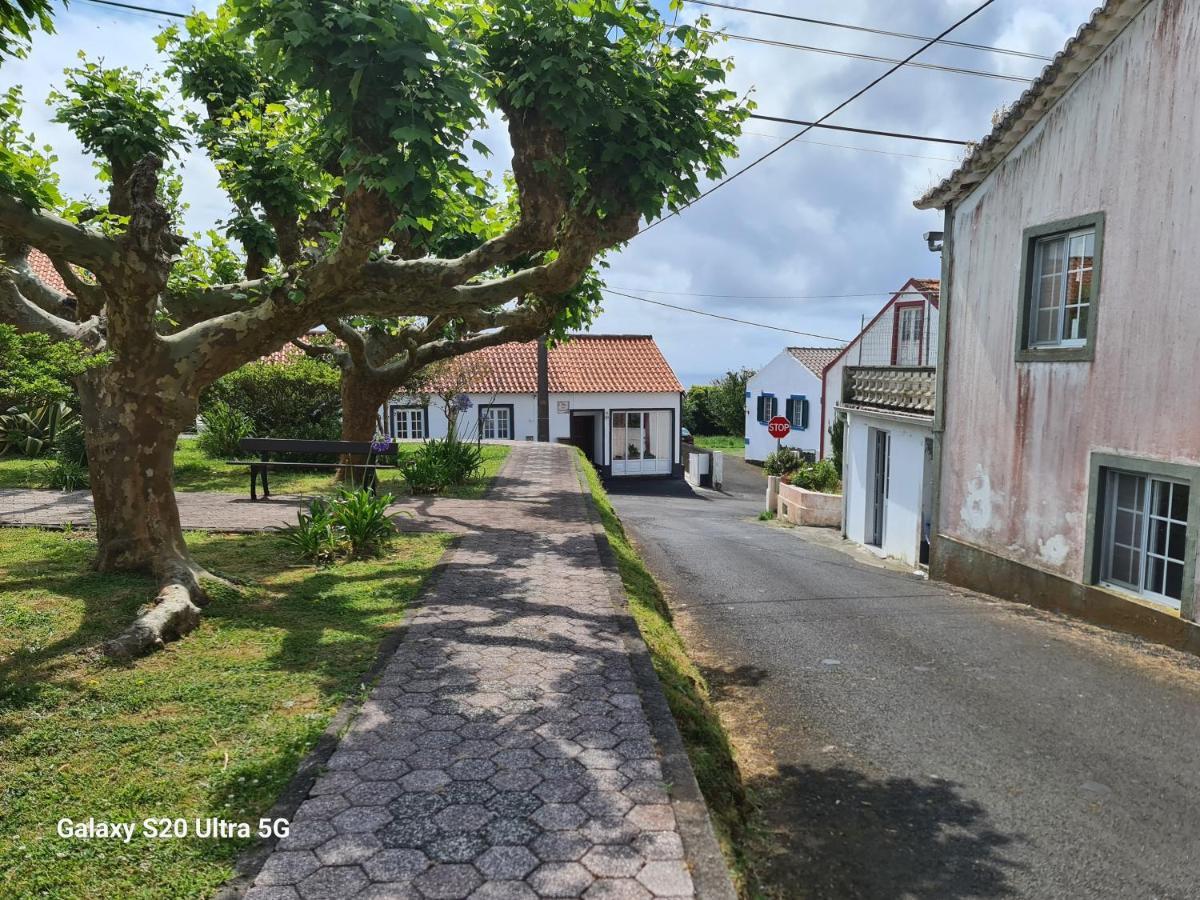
607,453 -> 1200,899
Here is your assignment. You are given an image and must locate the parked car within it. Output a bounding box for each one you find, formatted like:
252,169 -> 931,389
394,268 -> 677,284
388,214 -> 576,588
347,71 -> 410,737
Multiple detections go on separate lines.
680,426 -> 693,443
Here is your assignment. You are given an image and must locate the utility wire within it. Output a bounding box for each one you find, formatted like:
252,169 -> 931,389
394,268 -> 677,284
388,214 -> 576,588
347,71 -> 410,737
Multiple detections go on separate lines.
686,0 -> 1052,61
708,29 -> 1034,84
610,287 -> 936,301
602,288 -> 848,342
741,132 -> 959,163
749,113 -> 968,146
86,0 -> 185,16
639,0 -> 1000,236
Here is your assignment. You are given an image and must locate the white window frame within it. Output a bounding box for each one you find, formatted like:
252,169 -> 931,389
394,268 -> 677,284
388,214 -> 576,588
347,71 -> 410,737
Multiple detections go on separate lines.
1028,226 -> 1095,350
479,405 -> 513,440
1100,470 -> 1190,609
391,406 -> 425,440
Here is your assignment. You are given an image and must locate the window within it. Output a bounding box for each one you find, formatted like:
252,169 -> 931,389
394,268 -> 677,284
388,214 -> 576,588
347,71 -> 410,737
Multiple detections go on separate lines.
756,394 -> 777,424
785,396 -> 809,429
1099,470 -> 1189,608
611,410 -> 673,475
391,407 -> 425,440
479,405 -> 513,440
1017,213 -> 1103,361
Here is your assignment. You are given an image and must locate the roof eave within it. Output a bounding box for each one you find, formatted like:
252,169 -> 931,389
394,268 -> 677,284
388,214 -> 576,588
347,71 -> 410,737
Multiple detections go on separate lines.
914,0 -> 1153,211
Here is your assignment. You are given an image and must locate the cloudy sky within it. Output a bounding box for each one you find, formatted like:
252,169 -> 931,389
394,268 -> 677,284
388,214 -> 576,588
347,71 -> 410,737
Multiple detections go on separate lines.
2,0 -> 1099,385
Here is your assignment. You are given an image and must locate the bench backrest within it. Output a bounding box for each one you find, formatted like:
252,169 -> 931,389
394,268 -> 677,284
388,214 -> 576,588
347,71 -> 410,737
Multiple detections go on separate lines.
239,438 -> 395,456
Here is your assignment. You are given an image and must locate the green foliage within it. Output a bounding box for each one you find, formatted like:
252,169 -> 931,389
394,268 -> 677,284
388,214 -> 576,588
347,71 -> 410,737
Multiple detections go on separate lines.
828,413 -> 845,475
53,421 -> 87,466
0,401 -> 77,457
0,324 -> 101,408
708,368 -> 754,437
41,455 -> 88,490
401,437 -> 484,495
282,489 -> 396,560
49,58 -> 186,175
763,447 -> 803,478
788,458 -> 841,493
0,0 -> 53,59
683,384 -> 718,435
196,399 -> 255,459
201,356 -> 341,449
0,87 -> 62,209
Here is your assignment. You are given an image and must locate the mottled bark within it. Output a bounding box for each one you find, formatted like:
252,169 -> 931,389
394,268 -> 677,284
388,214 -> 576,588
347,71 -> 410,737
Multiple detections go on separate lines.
337,366 -> 395,484
77,366 -> 212,658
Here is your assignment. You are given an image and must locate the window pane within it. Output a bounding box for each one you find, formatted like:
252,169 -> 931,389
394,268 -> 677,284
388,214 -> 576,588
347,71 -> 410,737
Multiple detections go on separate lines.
1144,555 -> 1165,595
1037,236 -> 1065,276
1165,562 -> 1184,600
613,412 -> 626,429
1149,518 -> 1169,558
1151,480 -> 1172,518
1114,509 -> 1135,546
1116,472 -> 1143,511
1063,303 -> 1087,341
1035,308 -> 1060,345
1111,545 -> 1134,584
1171,484 -> 1190,520
1168,522 -> 1187,561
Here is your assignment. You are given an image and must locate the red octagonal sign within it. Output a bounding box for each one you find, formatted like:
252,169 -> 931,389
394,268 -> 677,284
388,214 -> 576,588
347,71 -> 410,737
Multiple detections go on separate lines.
767,415 -> 791,439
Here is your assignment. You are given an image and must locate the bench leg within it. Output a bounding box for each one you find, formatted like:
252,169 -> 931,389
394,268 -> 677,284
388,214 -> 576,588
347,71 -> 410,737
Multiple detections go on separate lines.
260,453 -> 271,499
250,465 -> 258,501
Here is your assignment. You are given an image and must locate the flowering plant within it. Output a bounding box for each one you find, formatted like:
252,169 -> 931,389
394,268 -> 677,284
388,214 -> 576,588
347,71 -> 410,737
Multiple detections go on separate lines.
370,433 -> 394,453
451,394 -> 472,413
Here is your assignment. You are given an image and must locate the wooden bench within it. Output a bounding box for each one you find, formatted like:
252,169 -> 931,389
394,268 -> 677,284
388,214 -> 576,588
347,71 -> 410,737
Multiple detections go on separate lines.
227,438 -> 401,500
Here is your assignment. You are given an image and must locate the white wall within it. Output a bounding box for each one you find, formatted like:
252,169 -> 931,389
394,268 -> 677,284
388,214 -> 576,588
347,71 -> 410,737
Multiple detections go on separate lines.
843,408 -> 933,566
744,352 -> 823,462
821,299 -> 939,459
382,391 -> 683,468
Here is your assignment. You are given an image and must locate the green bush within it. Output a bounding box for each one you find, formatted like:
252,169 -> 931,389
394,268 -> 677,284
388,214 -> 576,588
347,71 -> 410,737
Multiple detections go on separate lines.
0,401 -> 77,457
282,490 -> 396,561
0,324 -> 103,410
200,357 -> 341,454
54,422 -> 88,467
783,459 -> 841,494
42,456 -> 89,491
196,400 -> 255,459
401,438 -> 483,494
763,447 -> 804,477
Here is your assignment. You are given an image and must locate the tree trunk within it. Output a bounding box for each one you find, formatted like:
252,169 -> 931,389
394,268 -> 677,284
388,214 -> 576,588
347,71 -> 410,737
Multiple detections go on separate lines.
337,366 -> 395,484
76,367 -> 212,659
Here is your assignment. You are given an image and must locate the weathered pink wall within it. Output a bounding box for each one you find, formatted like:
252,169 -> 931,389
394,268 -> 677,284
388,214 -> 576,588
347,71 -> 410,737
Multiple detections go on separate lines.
941,0 -> 1200,597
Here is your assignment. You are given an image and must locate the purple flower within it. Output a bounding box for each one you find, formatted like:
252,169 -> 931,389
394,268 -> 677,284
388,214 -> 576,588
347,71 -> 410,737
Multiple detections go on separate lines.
452,394 -> 473,412
371,434 -> 394,453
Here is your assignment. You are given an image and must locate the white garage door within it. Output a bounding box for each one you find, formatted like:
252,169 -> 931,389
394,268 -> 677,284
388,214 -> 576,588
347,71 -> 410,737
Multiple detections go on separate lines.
611,410 -> 672,476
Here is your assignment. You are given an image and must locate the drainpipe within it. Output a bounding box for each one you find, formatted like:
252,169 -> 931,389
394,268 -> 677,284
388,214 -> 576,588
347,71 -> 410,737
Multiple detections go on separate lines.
929,204 -> 954,575
537,339 -> 550,442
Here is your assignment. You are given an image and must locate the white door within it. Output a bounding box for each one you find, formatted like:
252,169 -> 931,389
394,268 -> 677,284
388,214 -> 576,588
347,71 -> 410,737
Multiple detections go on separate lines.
611,411 -> 672,476
896,306 -> 923,366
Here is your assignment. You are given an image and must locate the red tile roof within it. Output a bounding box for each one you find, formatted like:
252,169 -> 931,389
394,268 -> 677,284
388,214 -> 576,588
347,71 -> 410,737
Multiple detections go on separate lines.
787,346 -> 842,377
433,335 -> 683,395
909,278 -> 940,304
26,249 -> 70,295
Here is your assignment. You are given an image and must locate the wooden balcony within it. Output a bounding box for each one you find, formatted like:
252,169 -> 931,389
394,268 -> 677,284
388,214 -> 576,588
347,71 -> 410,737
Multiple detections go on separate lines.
843,366 -> 936,415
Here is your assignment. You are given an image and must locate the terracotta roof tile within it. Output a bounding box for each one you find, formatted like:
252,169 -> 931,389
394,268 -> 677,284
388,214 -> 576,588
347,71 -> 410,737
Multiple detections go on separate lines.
786,346 -> 842,377
26,249 -> 70,295
433,335 -> 683,395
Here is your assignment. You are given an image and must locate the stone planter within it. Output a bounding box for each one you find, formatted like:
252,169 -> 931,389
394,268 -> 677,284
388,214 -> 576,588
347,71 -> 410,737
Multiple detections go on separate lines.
776,480 -> 842,528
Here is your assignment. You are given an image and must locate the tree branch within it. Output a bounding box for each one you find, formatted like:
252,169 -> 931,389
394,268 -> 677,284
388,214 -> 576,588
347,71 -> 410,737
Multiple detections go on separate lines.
0,271 -> 101,345
0,195 -> 119,274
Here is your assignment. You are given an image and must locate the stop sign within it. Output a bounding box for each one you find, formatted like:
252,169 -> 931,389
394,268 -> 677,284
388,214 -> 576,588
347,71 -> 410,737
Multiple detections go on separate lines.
767,416 -> 791,439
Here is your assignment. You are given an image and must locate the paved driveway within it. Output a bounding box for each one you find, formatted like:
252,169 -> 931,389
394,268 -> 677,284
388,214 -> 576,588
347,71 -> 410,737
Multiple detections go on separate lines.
607,458 -> 1200,899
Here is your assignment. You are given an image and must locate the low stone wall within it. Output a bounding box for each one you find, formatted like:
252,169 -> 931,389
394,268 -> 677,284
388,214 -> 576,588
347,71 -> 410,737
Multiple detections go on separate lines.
775,480 -> 842,528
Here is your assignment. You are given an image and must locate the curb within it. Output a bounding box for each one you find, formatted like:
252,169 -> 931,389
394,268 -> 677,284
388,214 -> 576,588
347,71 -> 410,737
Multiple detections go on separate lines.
571,452 -> 739,900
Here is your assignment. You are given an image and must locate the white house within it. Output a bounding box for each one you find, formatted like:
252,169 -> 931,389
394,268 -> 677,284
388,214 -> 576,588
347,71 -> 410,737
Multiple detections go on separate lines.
744,347 -> 840,463
820,278 -> 939,460
379,335 -> 685,477
915,0 -> 1200,638
833,280 -> 940,567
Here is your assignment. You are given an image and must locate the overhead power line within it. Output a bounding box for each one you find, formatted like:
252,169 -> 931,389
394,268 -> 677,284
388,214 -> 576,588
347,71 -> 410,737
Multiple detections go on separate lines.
602,288 -> 848,342
87,0 -> 185,16
638,0 -> 1001,236
686,0 -> 1052,61
741,132 -> 959,163
708,29 -> 1034,84
610,287 -> 936,301
749,113 -> 968,146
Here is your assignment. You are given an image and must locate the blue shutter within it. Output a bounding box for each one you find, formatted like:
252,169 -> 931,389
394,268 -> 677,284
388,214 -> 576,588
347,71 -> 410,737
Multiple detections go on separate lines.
800,397 -> 810,430
784,397 -> 795,425
755,395 -> 765,423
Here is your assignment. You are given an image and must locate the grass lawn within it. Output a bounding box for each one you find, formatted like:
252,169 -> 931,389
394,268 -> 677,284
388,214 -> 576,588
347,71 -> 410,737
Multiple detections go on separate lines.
0,527 -> 452,899
577,451 -> 757,892
1,439 -> 510,500
692,435 -> 744,456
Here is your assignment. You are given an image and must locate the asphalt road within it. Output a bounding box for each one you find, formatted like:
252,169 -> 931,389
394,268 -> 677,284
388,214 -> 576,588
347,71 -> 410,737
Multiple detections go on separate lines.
607,455 -> 1200,899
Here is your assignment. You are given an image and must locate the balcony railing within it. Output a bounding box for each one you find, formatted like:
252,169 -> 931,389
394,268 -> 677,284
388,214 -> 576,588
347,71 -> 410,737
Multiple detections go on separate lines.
843,366 -> 936,415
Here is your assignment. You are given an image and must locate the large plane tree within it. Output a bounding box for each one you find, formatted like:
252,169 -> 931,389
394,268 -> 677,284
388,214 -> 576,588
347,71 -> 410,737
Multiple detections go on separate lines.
0,0 -> 744,657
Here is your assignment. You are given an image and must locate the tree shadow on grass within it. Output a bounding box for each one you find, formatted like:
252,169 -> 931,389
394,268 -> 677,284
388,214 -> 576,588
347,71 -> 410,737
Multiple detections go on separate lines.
750,763 -> 1023,899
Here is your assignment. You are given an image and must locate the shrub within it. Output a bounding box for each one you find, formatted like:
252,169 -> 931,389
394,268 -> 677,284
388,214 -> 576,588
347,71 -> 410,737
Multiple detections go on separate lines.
281,490 -> 396,561
281,498 -> 338,562
54,422 -> 88,467
782,459 -> 841,494
196,400 -> 255,459
201,357 -> 341,452
763,447 -> 804,478
401,438 -> 483,494
0,401 -> 77,457
0,324 -> 104,409
42,457 -> 89,491
332,489 -> 396,558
